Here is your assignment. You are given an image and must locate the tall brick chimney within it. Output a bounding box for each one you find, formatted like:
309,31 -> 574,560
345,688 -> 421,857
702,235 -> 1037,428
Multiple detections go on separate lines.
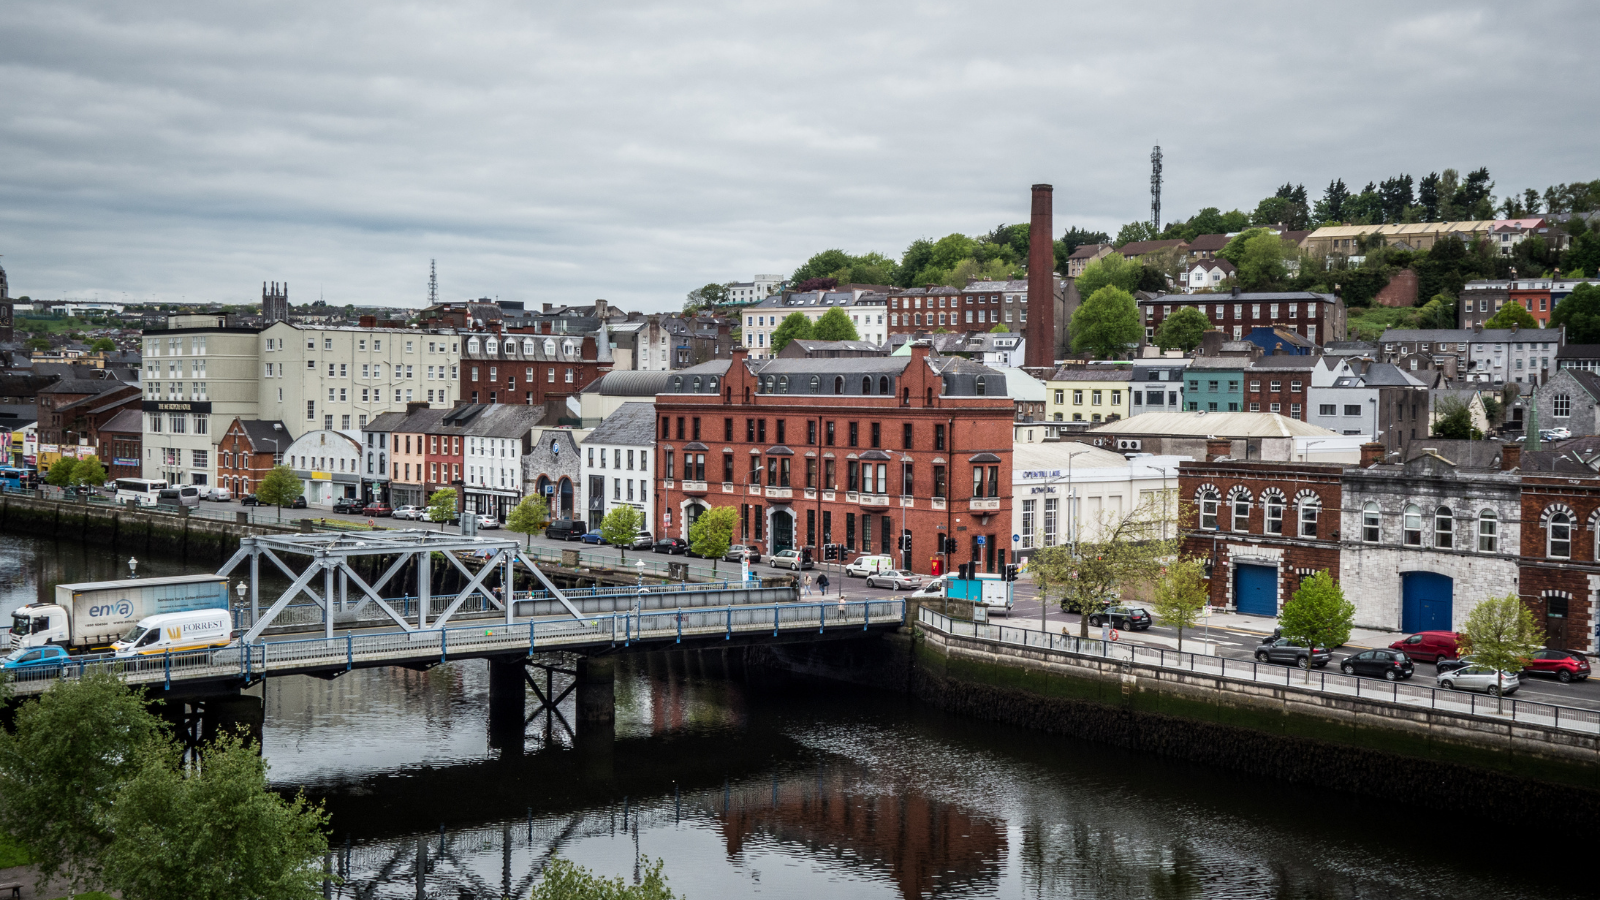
1025,184 -> 1055,370
1501,443 -> 1521,471
1360,441 -> 1385,468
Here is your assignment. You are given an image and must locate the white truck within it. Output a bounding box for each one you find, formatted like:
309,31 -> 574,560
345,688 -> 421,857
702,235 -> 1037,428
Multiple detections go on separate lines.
9,574 -> 231,654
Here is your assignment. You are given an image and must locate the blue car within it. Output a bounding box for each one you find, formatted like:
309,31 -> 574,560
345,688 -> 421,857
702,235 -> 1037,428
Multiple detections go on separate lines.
580,530 -> 606,544
2,645 -> 72,672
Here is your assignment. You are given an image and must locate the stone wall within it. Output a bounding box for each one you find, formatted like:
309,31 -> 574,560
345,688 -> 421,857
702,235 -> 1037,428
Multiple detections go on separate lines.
0,493 -> 288,563
1372,267 -> 1418,308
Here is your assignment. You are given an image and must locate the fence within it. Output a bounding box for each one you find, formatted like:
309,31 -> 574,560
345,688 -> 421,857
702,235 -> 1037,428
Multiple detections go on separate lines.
918,607 -> 1600,736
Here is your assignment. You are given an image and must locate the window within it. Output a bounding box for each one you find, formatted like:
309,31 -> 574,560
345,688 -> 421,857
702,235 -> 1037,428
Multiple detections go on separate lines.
1549,512 -> 1572,559
1403,504 -> 1422,546
1232,493 -> 1250,532
1435,507 -> 1453,549
1362,502 -> 1380,543
1073,390 -> 1084,405
1343,405 -> 1361,416
1554,394 -> 1571,418
1264,494 -> 1283,535
1319,404 -> 1336,416
1298,498 -> 1319,538
1199,490 -> 1219,530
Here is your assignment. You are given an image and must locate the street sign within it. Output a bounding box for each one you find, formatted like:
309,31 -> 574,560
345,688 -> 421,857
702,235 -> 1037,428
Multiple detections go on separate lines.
976,535 -> 986,545
1012,533 -> 1020,543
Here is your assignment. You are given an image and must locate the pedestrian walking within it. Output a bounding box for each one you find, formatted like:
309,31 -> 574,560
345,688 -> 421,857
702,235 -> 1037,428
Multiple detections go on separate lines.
803,573 -> 813,595
817,573 -> 830,594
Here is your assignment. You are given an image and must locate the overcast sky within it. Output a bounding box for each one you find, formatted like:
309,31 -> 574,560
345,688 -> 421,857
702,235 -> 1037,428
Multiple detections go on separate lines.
2,2 -> 1596,311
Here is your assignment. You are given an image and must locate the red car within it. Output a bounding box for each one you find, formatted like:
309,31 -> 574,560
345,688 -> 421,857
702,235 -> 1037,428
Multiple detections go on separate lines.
362,503 -> 393,517
1389,631 -> 1460,664
1522,649 -> 1592,683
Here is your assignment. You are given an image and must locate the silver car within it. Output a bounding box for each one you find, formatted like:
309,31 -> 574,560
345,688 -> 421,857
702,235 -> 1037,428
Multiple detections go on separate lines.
1437,665 -> 1521,696
865,569 -> 923,590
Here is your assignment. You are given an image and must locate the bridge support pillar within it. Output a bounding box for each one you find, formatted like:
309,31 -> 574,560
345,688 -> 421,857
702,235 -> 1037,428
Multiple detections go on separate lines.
486,657 -> 526,752
575,656 -> 615,778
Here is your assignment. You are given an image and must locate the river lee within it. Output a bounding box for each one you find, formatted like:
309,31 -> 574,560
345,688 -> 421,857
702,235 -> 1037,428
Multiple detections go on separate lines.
0,534 -> 1588,899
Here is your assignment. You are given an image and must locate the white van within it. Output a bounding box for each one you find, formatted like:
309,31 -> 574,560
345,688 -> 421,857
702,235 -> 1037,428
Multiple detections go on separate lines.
112,609 -> 233,657
156,485 -> 201,508
844,555 -> 896,578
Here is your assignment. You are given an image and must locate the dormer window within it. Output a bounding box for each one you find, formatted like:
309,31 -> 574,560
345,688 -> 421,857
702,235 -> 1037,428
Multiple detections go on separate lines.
544,339 -> 556,356
486,341 -> 497,356
563,340 -> 575,356
467,338 -> 480,354
522,339 -> 535,355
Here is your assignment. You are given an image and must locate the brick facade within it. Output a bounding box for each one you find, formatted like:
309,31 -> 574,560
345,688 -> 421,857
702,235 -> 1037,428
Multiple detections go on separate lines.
1520,477 -> 1600,654
1141,291 -> 1344,347
459,332 -> 610,411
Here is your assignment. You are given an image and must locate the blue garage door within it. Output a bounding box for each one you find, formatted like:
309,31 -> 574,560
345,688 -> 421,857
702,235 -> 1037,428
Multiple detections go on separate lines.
1234,564 -> 1277,616
1402,572 -> 1453,633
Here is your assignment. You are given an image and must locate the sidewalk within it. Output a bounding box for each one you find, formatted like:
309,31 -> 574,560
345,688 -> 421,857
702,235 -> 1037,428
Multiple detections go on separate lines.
1199,609 -> 1398,650
985,610 -> 1220,656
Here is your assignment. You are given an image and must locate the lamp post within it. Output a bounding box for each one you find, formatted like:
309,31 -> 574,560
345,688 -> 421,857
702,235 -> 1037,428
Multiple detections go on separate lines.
1065,449 -> 1090,559
127,556 -> 138,578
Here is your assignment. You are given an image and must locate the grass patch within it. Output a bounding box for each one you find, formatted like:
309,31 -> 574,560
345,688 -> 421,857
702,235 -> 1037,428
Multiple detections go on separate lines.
1346,304 -> 1423,341
0,831 -> 34,868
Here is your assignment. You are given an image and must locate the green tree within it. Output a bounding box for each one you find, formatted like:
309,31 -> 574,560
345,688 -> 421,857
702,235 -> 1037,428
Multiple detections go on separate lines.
683,283 -> 730,313
425,488 -> 457,530
1058,226 -> 1110,257
1484,301 -> 1538,330
88,337 -> 117,352
895,238 -> 936,288
1114,221 -> 1157,245
1432,397 -> 1480,440
1564,231 -> 1600,279
531,856 -> 680,900
1069,286 -> 1141,359
1154,307 -> 1211,352
769,311 -> 815,353
43,457 -> 78,487
1276,571 -> 1355,682
1060,493 -> 1175,639
1549,282 -> 1600,343
599,505 -> 644,562
23,337 -> 50,353
72,454 -> 107,487
1456,594 -> 1545,712
688,505 -> 737,572
505,493 -> 550,547
989,322 -> 1009,333
812,306 -> 859,342
1027,544 -> 1073,629
102,733 -> 329,900
1150,556 -> 1209,654
791,249 -> 854,284
256,465 -> 304,522
0,673 -> 168,893
1217,228 -> 1296,291
1482,393 -> 1503,426
1416,292 -> 1458,330
1074,253 -> 1143,299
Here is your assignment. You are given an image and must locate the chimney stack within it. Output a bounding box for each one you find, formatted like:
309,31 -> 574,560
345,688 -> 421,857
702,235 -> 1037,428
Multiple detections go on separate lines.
1025,184 -> 1055,369
1360,441 -> 1385,468
1206,438 -> 1231,461
1501,443 -> 1521,471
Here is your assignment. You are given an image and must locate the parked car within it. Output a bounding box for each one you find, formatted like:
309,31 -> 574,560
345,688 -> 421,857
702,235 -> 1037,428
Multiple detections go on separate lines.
580,530 -> 605,544
653,537 -> 689,555
1339,648 -> 1415,680
201,486 -> 232,502
157,486 -> 202,508
290,496 -> 308,509
363,502 -> 394,517
476,514 -> 500,530
1523,649 -> 1592,683
332,497 -> 360,514
865,569 -> 923,590
725,545 -> 761,563
1087,605 -> 1152,631
1,644 -> 72,672
240,493 -> 261,507
544,519 -> 588,541
843,555 -> 895,578
1437,665 -> 1520,696
1254,637 -> 1332,669
628,531 -> 654,550
1389,631 -> 1460,664
770,548 -> 812,570
391,505 -> 422,520
1540,427 -> 1572,443
1434,655 -> 1481,675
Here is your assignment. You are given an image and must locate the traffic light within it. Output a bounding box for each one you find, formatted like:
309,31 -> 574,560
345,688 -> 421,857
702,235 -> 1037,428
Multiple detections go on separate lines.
824,544 -> 837,561
997,549 -> 1007,568
958,563 -> 972,581
900,532 -> 913,552
1005,564 -> 1019,582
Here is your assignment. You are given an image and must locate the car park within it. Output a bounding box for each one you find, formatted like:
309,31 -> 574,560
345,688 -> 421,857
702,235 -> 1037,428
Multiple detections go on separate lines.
770,549 -> 811,570
391,505 -> 422,520
1437,665 -> 1520,696
1522,649 -> 1591,683
628,531 -> 654,550
1254,637 -> 1331,669
580,530 -> 605,544
1087,605 -> 1152,631
725,545 -> 762,563
544,519 -> 589,541
843,555 -> 895,578
1388,631 -> 1459,664
865,569 -> 922,590
653,537 -> 689,555
1339,648 -> 1415,680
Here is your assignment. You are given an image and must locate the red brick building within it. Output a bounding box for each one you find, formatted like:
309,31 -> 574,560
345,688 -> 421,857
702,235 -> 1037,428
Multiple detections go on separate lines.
652,345 -> 1015,576
93,408 -> 144,481
217,419 -> 287,498
1246,356 -> 1317,420
886,286 -> 964,335
459,331 -> 611,413
1140,290 -> 1347,347
1519,475 -> 1600,653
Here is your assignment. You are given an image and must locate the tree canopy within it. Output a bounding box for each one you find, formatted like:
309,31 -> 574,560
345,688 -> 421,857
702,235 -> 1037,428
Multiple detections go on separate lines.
769,311 -> 815,353
1217,228 -> 1297,291
1432,397 -> 1480,440
1074,253 -> 1143,299
425,487 -> 457,527
1154,307 -> 1211,353
531,857 -> 680,900
1150,556 -> 1210,654
1483,301 -> 1539,330
599,505 -> 644,557
688,505 -> 737,562
684,283 -> 730,313
811,306 -> 859,342
1457,594 -> 1544,708
1277,571 -> 1354,681
1069,286 -> 1141,359
1550,282 -> 1600,343
43,457 -> 78,487
505,493 -> 550,545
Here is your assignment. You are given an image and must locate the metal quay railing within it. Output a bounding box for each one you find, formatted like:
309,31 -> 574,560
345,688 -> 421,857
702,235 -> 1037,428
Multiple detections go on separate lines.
917,607 -> 1600,736
5,599 -> 906,694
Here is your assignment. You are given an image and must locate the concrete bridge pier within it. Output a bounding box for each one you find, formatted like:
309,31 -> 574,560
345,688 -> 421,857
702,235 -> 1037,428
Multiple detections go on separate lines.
574,656 -> 615,778
486,656 -> 527,753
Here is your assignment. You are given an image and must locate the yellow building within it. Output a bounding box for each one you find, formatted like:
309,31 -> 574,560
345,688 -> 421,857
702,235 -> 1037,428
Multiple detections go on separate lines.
1045,366 -> 1133,424
1300,221 -> 1498,257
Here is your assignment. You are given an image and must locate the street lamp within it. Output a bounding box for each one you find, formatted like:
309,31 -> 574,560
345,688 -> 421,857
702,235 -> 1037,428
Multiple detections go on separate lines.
1065,449 -> 1091,559
127,556 -> 138,578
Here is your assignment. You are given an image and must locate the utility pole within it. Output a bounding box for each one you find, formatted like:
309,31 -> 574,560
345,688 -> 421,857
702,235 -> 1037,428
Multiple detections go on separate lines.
1150,145 -> 1164,233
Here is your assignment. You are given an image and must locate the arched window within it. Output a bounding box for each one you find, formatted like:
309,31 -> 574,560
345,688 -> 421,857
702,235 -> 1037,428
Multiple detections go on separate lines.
1549,512 -> 1572,559
1554,393 -> 1572,418
878,376 -> 889,395
1232,492 -> 1251,532
1435,507 -> 1453,548
1362,502 -> 1380,542
1403,504 -> 1422,546
862,377 -> 872,394
1298,497 -> 1320,538
1264,494 -> 1284,534
691,376 -> 702,391
671,376 -> 683,392
1199,490 -> 1219,531
1478,509 -> 1497,552
778,375 -> 789,394
834,376 -> 844,395
975,375 -> 986,396
809,375 -> 820,393
708,376 -> 719,392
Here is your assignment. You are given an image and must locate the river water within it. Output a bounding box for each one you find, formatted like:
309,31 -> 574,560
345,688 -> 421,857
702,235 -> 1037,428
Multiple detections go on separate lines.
0,535 -> 1588,899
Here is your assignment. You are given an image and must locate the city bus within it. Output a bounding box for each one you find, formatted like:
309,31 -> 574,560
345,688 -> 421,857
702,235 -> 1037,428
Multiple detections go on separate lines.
0,467 -> 29,492
114,477 -> 169,507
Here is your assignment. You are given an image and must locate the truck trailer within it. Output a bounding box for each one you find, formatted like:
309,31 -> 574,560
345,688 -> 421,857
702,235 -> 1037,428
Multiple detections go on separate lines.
9,574 -> 231,653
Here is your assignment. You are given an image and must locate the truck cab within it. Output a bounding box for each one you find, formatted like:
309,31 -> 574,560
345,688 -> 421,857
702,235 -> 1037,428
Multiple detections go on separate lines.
10,604 -> 69,651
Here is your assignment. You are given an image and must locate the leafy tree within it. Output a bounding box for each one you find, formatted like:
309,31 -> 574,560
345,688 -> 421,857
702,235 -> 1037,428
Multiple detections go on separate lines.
812,306 -> 859,342
505,493 -> 550,547
1070,286 -> 1141,359
256,465 -> 304,521
72,454 -> 107,487
1484,301 -> 1538,330
1074,253 -> 1143,298
1059,492 -> 1175,638
1550,282 -> 1600,343
1251,195 -> 1293,228
88,337 -> 117,352
989,322 -> 1009,333
43,457 -> 78,487
688,505 -> 737,571
1561,234 -> 1600,289
1482,394 -> 1503,426
1417,172 -> 1441,221
102,732 -> 329,900
769,312 -> 815,353
1416,292 -> 1458,330
1027,544 -> 1072,628
791,250 -> 853,284
1457,593 -> 1545,712
1432,397 -> 1480,440
1154,307 -> 1211,353
1058,226 -> 1110,258
1151,556 -> 1209,654
530,856 -> 680,900
928,233 -> 978,270
425,487 -> 457,529
1114,221 -> 1157,246
1277,571 -> 1354,682
599,505 -> 644,561
0,672 -> 169,893
830,250 -> 899,286
23,337 -> 50,353
683,283 -> 730,313
895,238 -> 936,288
1217,228 -> 1296,291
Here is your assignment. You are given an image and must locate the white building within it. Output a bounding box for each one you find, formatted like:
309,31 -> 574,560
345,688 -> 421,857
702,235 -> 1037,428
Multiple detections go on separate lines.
460,404 -> 546,520
281,429 -> 363,508
1011,442 -> 1189,559
741,290 -> 888,358
141,323 -> 261,488
579,402 -> 655,531
726,275 -> 783,305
